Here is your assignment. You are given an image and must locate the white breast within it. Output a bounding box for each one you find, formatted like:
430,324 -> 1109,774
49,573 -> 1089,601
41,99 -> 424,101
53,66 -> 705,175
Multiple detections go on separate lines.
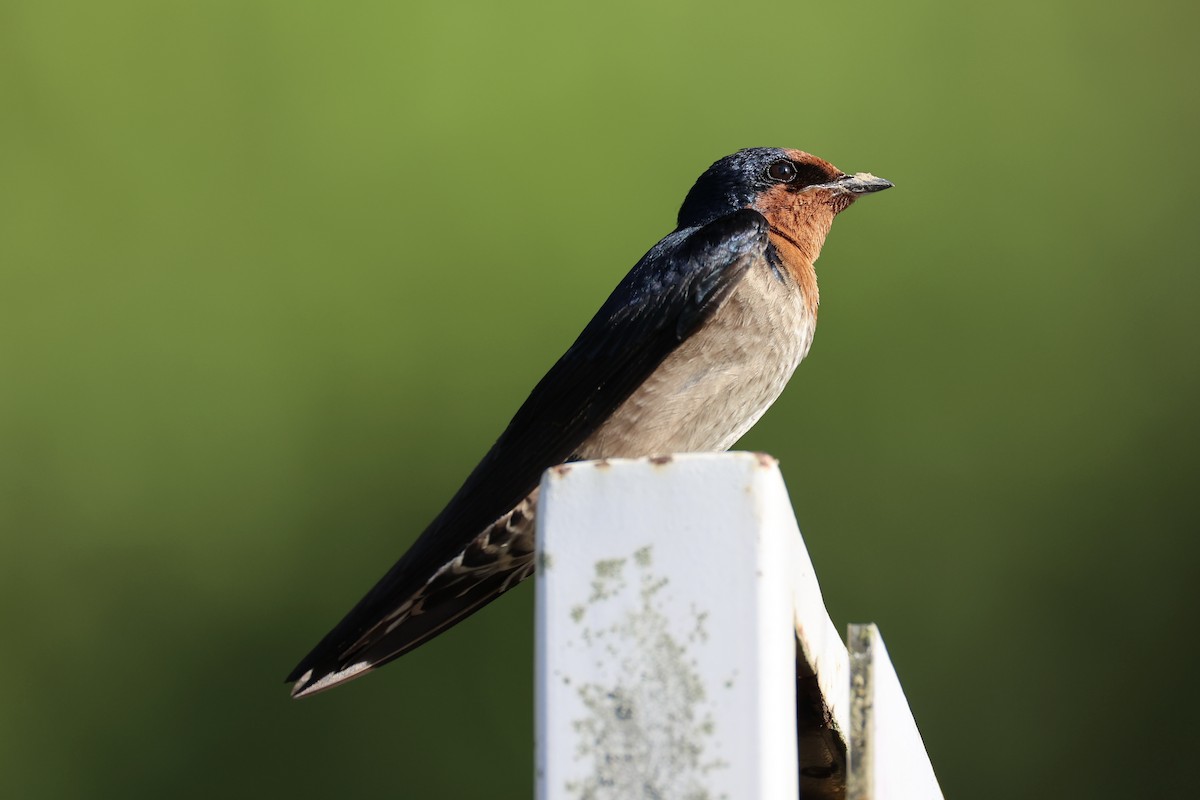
577,259 -> 815,459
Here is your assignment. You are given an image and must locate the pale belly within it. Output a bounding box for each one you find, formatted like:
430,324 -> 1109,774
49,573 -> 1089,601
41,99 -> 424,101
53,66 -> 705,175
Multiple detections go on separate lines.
577,260 -> 815,458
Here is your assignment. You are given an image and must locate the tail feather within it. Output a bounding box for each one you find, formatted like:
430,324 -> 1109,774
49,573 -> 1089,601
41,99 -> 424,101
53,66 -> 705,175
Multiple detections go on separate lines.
288,492 -> 538,698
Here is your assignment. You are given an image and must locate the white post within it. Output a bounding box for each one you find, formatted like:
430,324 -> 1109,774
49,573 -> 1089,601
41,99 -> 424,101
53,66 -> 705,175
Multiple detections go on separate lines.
536,452 -> 801,799
534,452 -> 942,800
848,624 -> 944,800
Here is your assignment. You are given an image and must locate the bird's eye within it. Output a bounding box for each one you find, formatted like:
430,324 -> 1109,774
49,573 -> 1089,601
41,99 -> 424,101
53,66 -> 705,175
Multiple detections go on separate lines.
767,160 -> 798,183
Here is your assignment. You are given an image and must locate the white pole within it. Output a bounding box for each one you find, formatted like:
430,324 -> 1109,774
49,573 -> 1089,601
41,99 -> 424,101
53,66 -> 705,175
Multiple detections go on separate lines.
535,452 -> 801,800
848,624 -> 944,800
534,452 -> 944,800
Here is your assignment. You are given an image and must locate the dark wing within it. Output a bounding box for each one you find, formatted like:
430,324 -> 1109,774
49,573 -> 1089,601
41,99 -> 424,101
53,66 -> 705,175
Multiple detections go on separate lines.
287,208 -> 770,694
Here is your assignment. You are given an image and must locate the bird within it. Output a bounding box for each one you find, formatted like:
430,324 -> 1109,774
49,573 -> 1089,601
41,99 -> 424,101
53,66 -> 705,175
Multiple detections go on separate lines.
287,147 -> 891,698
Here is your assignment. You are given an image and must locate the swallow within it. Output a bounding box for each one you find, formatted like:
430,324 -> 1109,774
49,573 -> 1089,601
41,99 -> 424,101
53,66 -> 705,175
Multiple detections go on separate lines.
288,147 -> 891,697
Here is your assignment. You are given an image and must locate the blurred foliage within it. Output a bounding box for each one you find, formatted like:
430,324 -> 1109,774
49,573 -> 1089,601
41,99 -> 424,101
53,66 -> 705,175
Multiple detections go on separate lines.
2,0 -> 1198,797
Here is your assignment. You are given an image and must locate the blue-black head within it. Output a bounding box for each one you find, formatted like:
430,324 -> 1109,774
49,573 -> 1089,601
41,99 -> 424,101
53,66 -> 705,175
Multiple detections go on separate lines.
676,147 -> 891,229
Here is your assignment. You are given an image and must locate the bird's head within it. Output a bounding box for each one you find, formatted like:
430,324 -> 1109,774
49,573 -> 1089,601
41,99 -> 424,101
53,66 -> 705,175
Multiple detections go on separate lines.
677,148 -> 892,246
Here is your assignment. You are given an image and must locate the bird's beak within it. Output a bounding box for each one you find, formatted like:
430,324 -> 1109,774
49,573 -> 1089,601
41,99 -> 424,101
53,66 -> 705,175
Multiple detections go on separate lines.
810,172 -> 893,196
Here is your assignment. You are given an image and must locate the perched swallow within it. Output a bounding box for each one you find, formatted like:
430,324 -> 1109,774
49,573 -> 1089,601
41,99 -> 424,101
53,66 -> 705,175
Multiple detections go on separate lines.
288,147 -> 891,697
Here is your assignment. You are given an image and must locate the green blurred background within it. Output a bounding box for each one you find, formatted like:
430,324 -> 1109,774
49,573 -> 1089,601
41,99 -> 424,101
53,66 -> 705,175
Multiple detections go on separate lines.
3,0 -> 1198,797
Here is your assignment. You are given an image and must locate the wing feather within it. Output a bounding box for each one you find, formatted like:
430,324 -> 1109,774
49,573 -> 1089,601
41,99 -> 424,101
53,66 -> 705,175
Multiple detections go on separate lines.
287,209 -> 770,692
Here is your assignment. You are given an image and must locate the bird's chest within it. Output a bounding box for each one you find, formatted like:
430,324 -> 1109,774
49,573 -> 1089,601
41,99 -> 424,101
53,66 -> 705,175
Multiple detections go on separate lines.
578,262 -> 815,458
